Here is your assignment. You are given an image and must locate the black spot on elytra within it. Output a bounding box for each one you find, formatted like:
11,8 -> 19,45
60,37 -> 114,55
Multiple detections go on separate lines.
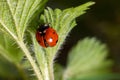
53,31 -> 55,34
38,40 -> 41,43
56,40 -> 58,43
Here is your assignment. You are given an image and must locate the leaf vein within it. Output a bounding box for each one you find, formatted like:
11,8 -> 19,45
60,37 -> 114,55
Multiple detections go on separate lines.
19,0 -> 26,26
6,0 -> 18,36
21,0 -> 36,38
0,19 -> 17,40
14,0 -> 18,15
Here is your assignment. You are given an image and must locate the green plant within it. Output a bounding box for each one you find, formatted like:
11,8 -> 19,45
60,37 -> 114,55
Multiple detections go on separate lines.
0,0 -> 119,80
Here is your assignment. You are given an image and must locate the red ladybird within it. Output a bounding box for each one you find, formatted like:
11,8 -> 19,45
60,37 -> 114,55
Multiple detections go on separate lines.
36,24 -> 58,47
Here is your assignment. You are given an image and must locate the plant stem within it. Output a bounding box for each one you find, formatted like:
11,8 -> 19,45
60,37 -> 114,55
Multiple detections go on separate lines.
47,60 -> 54,80
43,53 -> 54,80
49,63 -> 54,80
17,40 -> 43,80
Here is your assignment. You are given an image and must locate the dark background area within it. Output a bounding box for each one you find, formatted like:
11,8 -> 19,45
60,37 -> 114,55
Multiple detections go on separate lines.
47,0 -> 120,73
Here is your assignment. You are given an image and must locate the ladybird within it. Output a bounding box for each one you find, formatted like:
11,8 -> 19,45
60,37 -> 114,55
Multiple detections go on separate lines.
36,24 -> 58,47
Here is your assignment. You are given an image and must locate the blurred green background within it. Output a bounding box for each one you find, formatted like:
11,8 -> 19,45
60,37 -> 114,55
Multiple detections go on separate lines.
47,0 -> 120,73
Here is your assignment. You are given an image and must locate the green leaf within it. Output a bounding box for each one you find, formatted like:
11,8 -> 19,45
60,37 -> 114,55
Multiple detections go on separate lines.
63,37 -> 113,80
30,1 -> 95,80
0,32 -> 24,63
0,0 -> 17,39
0,0 -> 47,39
0,55 -> 28,80
0,0 -> 47,79
41,1 -> 95,64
